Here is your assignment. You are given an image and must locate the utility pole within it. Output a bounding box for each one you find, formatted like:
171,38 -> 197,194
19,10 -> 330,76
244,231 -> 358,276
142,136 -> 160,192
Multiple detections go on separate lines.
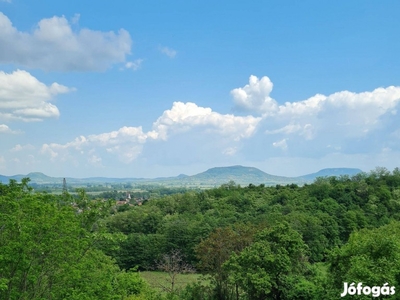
63,178 -> 67,194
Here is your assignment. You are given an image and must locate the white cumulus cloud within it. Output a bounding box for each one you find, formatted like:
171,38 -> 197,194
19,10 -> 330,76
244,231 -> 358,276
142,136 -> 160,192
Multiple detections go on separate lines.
41,126 -> 148,163
274,86 -> 400,138
0,70 -> 73,122
40,102 -> 261,165
231,75 -> 277,114
150,101 -> 261,141
232,75 -> 400,140
0,12 -> 132,71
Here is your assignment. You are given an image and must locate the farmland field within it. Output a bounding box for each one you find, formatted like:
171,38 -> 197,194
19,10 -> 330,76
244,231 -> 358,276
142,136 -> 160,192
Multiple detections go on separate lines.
139,271 -> 204,292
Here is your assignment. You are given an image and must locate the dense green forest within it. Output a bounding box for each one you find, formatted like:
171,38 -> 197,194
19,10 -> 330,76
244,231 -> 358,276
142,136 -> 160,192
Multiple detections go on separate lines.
2,167 -> 400,299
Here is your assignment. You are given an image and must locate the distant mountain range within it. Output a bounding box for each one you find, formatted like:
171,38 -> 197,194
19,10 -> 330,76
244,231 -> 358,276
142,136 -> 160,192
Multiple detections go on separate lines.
0,166 -> 363,187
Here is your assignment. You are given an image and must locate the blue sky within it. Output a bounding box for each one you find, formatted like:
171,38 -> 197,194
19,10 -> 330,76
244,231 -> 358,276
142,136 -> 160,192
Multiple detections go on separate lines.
0,0 -> 400,178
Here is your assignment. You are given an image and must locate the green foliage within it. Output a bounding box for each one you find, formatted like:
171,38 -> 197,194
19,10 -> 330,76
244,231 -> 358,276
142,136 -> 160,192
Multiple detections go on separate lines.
179,281 -> 214,300
328,221 -> 400,298
224,222 -> 310,300
195,223 -> 257,299
102,167 -> 400,299
0,179 -> 152,299
5,167 -> 400,299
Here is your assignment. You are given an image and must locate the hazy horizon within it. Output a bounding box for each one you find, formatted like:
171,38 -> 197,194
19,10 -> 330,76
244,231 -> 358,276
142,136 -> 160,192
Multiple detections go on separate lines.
0,164 -> 367,180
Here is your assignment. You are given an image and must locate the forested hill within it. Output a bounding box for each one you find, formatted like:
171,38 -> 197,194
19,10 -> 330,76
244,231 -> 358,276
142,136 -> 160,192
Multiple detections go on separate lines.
0,165 -> 363,186
1,167 -> 400,299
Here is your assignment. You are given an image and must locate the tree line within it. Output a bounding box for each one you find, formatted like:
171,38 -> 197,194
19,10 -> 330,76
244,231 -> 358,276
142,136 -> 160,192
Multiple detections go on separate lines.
2,167 -> 400,299
106,167 -> 400,299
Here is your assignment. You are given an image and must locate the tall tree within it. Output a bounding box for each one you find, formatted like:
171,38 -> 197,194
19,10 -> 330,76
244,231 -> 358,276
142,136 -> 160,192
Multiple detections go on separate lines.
224,222 -> 310,300
195,223 -> 257,299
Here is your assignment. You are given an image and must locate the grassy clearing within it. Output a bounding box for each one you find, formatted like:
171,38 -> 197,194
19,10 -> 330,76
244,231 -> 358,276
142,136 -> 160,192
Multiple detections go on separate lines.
139,271 -> 204,292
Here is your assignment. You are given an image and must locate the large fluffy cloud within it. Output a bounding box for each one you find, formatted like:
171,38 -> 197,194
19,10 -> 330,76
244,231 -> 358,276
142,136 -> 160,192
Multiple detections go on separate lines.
277,87 -> 400,119
150,102 -> 261,141
0,70 -> 73,122
0,12 -> 132,71
273,85 -> 400,140
234,76 -> 400,144
40,102 -> 261,164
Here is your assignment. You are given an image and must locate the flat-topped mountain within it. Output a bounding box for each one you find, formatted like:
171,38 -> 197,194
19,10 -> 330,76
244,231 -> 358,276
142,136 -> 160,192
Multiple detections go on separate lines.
297,168 -> 363,181
180,165 -> 294,185
0,166 -> 364,187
